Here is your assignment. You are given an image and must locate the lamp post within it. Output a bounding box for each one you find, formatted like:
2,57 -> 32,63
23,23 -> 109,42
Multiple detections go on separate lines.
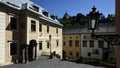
87,6 -> 102,38
87,6 -> 120,45
49,35 -> 52,58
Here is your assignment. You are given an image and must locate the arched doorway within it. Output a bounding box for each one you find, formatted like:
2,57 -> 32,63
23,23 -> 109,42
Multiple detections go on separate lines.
28,40 -> 37,61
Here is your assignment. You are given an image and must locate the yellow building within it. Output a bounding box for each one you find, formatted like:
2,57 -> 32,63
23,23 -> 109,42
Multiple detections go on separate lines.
0,0 -> 63,64
63,34 -> 81,60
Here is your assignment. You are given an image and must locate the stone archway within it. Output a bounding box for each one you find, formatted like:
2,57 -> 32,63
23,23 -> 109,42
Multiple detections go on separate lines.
28,40 -> 37,61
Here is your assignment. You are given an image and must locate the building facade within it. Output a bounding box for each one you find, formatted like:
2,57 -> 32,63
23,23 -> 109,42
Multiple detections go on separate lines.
0,0 -> 63,64
63,22 -> 115,60
81,34 -> 107,59
81,33 -> 115,59
63,34 -> 81,60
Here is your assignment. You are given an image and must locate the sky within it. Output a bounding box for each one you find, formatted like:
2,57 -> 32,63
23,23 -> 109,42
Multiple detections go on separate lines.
31,0 -> 115,18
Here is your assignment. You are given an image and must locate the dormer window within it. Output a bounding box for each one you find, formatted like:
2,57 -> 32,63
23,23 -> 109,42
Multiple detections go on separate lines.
29,4 -> 39,12
50,15 -> 56,20
42,10 -> 49,17
32,5 -> 39,12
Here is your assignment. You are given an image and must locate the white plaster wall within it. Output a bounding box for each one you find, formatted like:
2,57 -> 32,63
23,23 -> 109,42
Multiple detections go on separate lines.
0,11 -> 5,64
81,34 -> 103,59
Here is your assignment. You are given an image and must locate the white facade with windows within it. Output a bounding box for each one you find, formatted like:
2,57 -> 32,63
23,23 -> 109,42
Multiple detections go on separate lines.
81,34 -> 108,59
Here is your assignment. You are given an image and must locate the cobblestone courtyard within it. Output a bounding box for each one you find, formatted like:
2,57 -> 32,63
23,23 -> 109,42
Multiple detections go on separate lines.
0,56 -> 105,68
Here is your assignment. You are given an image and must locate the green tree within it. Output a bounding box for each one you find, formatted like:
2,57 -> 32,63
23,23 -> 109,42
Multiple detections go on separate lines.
106,14 -> 115,22
58,12 -> 115,27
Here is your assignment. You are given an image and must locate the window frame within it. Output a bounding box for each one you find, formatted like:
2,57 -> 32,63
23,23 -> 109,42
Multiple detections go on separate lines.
89,40 -> 94,47
76,52 -> 79,57
56,28 -> 58,34
8,41 -> 18,57
63,41 -> 66,46
75,40 -> 79,47
83,41 -> 87,47
56,40 -> 59,47
39,42 -> 42,50
39,24 -> 42,32
32,5 -> 39,12
9,15 -> 18,31
47,25 -> 49,33
69,40 -> 72,47
98,41 -> 104,48
31,20 -> 36,32
88,52 -> 91,57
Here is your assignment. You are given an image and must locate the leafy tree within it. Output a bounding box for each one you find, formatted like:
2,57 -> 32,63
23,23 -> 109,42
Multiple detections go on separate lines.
106,14 -> 115,22
58,12 -> 88,27
58,12 -> 114,27
99,14 -> 115,23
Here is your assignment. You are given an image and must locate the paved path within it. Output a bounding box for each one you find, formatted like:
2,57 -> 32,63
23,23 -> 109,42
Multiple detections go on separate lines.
0,56 -> 105,68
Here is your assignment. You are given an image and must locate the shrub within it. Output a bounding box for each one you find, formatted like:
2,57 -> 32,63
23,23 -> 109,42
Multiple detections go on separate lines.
107,57 -> 116,64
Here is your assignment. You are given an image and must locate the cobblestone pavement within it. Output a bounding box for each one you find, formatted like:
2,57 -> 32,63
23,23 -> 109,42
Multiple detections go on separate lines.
0,56 -> 105,68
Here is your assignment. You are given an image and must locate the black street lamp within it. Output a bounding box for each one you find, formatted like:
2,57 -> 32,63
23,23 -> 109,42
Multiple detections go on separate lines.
87,6 -> 102,38
87,6 -> 120,45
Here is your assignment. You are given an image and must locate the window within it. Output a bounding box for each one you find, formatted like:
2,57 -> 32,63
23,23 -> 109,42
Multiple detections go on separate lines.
89,41 -> 94,47
50,15 -> 56,20
63,37 -> 65,39
10,42 -> 17,55
32,5 -> 39,12
69,51 -> 72,56
39,42 -> 42,50
47,25 -> 49,33
98,41 -> 104,48
69,40 -> 72,47
93,49 -> 99,54
63,41 -> 66,46
56,28 -> 58,34
76,36 -> 79,39
76,52 -> 79,57
10,17 -> 17,30
69,36 -> 72,39
88,52 -> 91,56
47,42 -> 49,48
31,20 -> 36,32
83,41 -> 87,47
83,36 -> 86,39
39,24 -> 42,32
42,11 -> 49,17
56,40 -> 59,47
75,40 -> 79,47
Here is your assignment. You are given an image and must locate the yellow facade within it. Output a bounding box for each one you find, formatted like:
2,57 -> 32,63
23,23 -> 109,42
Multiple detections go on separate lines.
0,2 -> 62,64
63,34 -> 81,59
